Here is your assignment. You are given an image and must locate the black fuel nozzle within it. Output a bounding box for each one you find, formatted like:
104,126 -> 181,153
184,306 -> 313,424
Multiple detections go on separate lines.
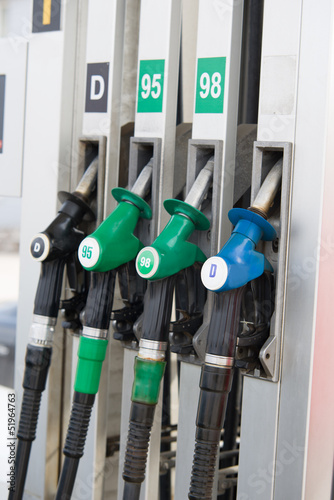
9,160 -> 98,500
30,158 -> 97,320
30,157 -> 98,264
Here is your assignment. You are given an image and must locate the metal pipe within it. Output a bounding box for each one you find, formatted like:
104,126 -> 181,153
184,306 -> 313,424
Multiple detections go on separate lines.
131,158 -> 153,198
184,156 -> 214,209
219,465 -> 239,476
74,156 -> 99,200
252,158 -> 282,216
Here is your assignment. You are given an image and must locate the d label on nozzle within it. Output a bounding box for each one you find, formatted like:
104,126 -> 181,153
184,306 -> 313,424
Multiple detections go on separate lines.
201,256 -> 228,291
30,233 -> 50,262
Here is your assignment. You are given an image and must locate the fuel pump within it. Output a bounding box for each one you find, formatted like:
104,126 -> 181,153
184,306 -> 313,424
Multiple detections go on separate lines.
174,2 -> 244,496
9,159 -> 98,500
55,161 -> 153,500
121,160 -> 214,500
188,160 -> 282,499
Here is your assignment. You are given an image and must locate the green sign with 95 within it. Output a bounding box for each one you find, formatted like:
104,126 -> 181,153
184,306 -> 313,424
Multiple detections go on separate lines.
195,57 -> 226,114
137,59 -> 165,113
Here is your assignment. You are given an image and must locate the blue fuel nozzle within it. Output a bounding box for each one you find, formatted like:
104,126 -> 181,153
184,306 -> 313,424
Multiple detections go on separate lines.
201,208 -> 276,293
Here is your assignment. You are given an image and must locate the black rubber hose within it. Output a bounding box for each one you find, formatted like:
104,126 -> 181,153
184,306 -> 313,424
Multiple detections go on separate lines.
34,259 -> 66,319
55,392 -> 95,500
55,270 -> 115,499
123,482 -> 142,500
8,441 -> 32,500
189,287 -> 245,500
189,366 -> 234,499
8,346 -> 51,500
141,277 -> 175,342
84,270 -> 116,330
55,457 -> 79,500
123,402 -> 155,487
122,277 -> 175,500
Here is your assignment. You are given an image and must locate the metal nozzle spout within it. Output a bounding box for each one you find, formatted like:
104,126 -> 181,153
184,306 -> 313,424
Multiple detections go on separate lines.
73,157 -> 99,201
130,158 -> 153,199
251,158 -> 282,217
184,156 -> 214,209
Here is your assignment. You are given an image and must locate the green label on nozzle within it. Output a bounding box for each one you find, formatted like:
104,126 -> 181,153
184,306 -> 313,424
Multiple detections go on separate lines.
136,247 -> 159,278
78,237 -> 100,269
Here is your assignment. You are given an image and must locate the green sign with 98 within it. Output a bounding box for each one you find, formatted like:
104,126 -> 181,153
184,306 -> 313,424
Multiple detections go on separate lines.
137,59 -> 165,113
195,57 -> 226,114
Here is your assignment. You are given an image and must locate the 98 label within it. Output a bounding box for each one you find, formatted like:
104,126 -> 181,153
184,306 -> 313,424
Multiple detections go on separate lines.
136,247 -> 159,278
195,57 -> 226,114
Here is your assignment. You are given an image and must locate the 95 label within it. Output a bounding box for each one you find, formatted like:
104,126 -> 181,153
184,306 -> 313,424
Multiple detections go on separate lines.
136,247 -> 159,278
78,237 -> 100,269
195,57 -> 226,114
137,59 -> 165,113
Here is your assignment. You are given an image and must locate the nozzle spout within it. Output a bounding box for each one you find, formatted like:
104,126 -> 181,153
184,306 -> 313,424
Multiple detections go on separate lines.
131,158 -> 153,199
184,156 -> 214,209
74,157 -> 99,201
251,158 -> 282,217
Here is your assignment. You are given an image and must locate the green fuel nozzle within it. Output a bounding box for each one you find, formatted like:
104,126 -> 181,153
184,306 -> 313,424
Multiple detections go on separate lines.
73,162 -> 154,395
122,160 -> 213,497
78,189 -> 151,273
135,159 -> 213,280
55,162 -> 153,500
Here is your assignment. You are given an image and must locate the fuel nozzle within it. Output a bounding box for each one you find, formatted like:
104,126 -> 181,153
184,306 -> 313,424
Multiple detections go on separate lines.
188,159 -> 282,500
201,158 -> 282,292
78,160 -> 152,273
135,158 -> 213,280
122,160 -> 213,499
55,161 -> 153,500
30,157 -> 98,263
11,159 -> 99,500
